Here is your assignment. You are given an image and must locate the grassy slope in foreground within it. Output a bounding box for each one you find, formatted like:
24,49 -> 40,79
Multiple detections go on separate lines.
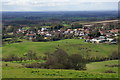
86,60 -> 119,73
2,39 -> 118,58
2,60 -> 119,78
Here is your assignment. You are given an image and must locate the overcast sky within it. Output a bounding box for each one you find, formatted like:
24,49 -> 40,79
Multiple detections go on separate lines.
1,0 -> 119,11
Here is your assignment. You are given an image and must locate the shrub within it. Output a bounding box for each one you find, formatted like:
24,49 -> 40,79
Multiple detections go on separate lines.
48,63 -> 66,69
46,48 -> 69,66
24,49 -> 87,70
2,54 -> 20,61
104,70 -> 116,73
69,54 -> 86,70
24,50 -> 38,60
109,50 -> 119,60
24,62 -> 41,68
24,62 -> 48,69
44,48 -> 86,70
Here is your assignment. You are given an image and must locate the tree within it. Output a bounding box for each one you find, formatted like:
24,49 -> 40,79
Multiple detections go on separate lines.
109,51 -> 119,60
69,54 -> 86,70
71,23 -> 83,29
46,48 -> 69,69
33,35 -> 44,42
44,49 -> 86,70
88,31 -> 101,38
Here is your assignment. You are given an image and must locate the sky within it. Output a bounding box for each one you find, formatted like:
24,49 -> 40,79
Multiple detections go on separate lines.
1,0 -> 119,11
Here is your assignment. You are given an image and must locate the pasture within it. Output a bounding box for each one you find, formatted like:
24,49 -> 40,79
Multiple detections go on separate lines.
2,39 -> 119,78
2,39 -> 118,58
2,60 -> 119,78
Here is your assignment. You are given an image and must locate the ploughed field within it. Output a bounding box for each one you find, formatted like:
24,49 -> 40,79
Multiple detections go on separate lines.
2,39 -> 119,78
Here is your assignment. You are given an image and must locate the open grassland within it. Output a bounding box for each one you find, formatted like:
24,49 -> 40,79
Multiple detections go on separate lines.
2,39 -> 118,58
2,39 -> 119,78
86,60 -> 119,73
2,60 -> 119,78
74,20 -> 119,25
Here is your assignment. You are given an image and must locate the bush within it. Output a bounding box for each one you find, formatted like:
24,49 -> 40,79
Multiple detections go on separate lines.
2,54 -> 20,61
104,70 -> 116,73
48,63 -> 66,69
69,54 -> 86,70
24,62 -> 41,68
24,49 -> 87,70
46,48 -> 69,66
109,50 -> 119,60
24,50 -> 38,60
24,62 -> 48,69
44,48 -> 87,70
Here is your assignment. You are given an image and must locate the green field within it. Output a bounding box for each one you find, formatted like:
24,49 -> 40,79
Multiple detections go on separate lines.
2,39 -> 119,78
2,60 -> 119,78
2,39 -> 118,58
86,60 -> 119,73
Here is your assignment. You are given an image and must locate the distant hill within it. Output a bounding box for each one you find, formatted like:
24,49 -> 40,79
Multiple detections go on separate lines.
2,11 -> 118,21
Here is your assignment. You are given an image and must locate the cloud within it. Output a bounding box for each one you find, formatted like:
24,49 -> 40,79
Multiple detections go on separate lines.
2,0 -> 69,6
1,0 -> 119,11
2,0 -> 119,6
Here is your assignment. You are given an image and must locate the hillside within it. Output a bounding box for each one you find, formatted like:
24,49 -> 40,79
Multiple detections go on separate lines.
2,60 -> 119,78
2,39 -> 118,59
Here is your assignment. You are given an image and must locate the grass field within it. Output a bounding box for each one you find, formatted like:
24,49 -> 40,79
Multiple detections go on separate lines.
2,39 -> 118,58
2,39 -> 119,78
2,60 -> 119,78
86,60 -> 119,73
74,20 -> 119,25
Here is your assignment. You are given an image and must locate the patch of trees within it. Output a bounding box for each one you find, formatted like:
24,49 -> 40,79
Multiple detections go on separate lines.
104,70 -> 116,73
54,25 -> 64,30
88,31 -> 101,38
3,49 -> 119,70
86,50 -> 119,62
32,33 -> 74,42
3,11 -> 118,27
32,35 -> 45,42
109,50 -> 119,60
24,48 -> 86,70
2,54 -> 21,62
71,23 -> 83,29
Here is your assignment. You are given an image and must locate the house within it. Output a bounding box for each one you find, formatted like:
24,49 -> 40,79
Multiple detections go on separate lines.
99,31 -> 105,35
79,32 -> 84,36
67,29 -> 72,31
106,38 -> 114,42
109,29 -> 120,33
45,33 -> 52,37
84,36 -> 91,39
99,36 -> 106,40
41,28 -> 48,31
84,24 -> 93,27
90,39 -> 103,43
26,33 -> 36,40
109,39 -> 117,45
64,31 -> 69,34
16,29 -> 26,33
106,33 -> 112,38
70,31 -> 74,33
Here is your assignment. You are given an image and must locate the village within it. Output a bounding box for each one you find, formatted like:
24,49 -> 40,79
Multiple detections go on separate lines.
13,20 -> 119,44
2,1 -> 120,78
